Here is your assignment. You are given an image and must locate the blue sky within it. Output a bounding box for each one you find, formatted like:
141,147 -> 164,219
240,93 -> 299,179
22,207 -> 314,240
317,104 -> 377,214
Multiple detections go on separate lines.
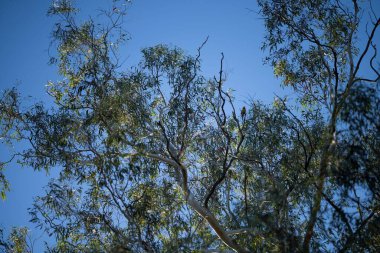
0,0 -> 282,250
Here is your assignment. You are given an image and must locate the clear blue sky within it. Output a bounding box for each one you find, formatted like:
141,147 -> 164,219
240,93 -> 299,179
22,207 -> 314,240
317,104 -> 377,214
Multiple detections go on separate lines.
0,0 -> 282,250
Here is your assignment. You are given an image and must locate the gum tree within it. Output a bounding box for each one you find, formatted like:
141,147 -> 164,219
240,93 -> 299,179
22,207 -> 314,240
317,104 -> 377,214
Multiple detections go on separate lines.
1,0 -> 380,252
258,0 -> 380,252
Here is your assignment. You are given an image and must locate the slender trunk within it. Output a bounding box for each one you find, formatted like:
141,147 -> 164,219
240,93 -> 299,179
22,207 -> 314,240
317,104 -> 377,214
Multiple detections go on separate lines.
302,151 -> 328,252
186,192 -> 250,253
302,114 -> 336,252
144,148 -> 249,252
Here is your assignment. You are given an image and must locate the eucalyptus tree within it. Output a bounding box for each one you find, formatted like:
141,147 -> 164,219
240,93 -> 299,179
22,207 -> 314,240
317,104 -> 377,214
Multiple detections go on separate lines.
258,0 -> 380,252
0,0 -> 379,252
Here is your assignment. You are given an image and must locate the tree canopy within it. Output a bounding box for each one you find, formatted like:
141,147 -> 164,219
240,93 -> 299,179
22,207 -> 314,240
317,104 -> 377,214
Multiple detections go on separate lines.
1,0 -> 380,252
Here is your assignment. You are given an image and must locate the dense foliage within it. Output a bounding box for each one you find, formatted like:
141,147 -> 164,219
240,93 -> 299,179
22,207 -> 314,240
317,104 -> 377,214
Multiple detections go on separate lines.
1,0 -> 379,252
